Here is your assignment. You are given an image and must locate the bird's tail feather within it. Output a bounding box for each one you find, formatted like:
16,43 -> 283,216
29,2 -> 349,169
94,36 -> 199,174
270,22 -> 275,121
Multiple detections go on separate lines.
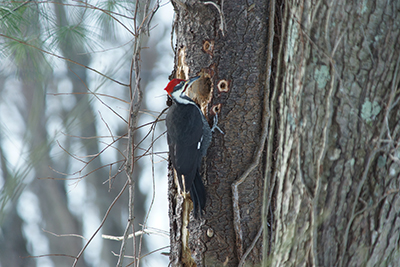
190,169 -> 206,218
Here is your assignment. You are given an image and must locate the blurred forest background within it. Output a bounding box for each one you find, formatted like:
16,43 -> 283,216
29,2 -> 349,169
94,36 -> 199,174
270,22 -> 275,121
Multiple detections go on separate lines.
0,1 -> 173,266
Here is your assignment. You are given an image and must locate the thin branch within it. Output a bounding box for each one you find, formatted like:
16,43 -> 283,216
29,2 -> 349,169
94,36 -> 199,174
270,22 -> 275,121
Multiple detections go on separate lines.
72,0 -> 136,36
98,140 -> 126,159
137,103 -> 160,264
42,229 -> 87,240
60,131 -> 127,140
51,134 -> 126,180
379,55 -> 400,141
117,0 -> 154,264
56,140 -> 87,164
261,0 -> 276,262
203,1 -> 225,36
134,108 -> 168,152
72,179 -> 129,266
238,225 -> 263,267
99,111 -> 115,141
0,34 -> 130,88
67,66 -> 129,125
111,245 -> 170,266
233,0 -> 273,260
137,245 -> 170,261
43,159 -> 125,181
338,156 -> 393,267
0,0 -> 30,20
24,253 -> 77,259
232,33 -> 271,261
47,91 -> 129,104
102,227 -> 169,241
103,161 -> 126,189
36,0 -> 137,20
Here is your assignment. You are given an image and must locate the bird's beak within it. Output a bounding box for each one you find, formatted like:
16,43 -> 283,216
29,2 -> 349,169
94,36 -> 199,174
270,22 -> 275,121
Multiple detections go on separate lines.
183,76 -> 200,92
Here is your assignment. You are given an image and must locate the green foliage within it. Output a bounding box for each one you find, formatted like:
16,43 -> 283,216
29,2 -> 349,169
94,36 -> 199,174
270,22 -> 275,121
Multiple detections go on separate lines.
0,2 -> 28,36
52,24 -> 89,52
1,2 -> 48,75
5,37 -> 46,69
96,0 -> 121,39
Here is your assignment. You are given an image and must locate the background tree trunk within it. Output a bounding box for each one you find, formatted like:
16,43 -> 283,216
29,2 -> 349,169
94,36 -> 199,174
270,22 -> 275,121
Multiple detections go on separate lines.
265,0 -> 400,266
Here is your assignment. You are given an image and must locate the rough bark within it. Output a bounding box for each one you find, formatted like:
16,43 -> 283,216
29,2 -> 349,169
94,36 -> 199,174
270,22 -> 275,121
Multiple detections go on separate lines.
168,0 -> 271,266
265,0 -> 400,266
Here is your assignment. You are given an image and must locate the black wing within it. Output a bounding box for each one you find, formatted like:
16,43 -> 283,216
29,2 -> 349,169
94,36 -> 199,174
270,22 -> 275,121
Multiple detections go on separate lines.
166,103 -> 203,192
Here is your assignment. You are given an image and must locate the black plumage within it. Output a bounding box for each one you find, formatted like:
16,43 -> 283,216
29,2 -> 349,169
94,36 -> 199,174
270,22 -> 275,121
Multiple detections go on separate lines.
166,101 -> 208,218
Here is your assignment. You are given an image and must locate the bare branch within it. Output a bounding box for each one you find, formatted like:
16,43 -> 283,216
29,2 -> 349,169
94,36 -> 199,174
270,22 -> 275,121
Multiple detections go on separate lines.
118,1 -> 161,265
42,229 -> 87,240
72,179 -> 129,266
203,1 -> 225,36
0,34 -> 130,87
102,227 -> 169,241
238,225 -> 263,267
231,30 -> 271,260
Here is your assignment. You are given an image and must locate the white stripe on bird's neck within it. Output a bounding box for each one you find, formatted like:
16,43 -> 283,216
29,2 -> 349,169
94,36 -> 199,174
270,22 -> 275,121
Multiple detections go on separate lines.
171,90 -> 196,105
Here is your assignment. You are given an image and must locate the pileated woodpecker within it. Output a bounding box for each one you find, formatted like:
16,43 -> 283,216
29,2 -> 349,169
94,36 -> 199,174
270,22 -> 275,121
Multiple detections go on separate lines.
164,76 -> 212,218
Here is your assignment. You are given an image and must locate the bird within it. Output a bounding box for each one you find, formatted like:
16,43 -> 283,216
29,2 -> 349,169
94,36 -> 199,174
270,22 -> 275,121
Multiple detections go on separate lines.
164,76 -> 212,218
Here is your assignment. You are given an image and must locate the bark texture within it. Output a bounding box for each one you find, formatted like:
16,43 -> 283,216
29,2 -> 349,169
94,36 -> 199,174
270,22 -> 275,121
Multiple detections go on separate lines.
168,0 -> 271,266
266,0 -> 400,266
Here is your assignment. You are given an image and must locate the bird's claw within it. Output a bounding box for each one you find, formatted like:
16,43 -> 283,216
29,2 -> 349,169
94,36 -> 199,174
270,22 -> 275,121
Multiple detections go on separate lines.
211,113 -> 224,134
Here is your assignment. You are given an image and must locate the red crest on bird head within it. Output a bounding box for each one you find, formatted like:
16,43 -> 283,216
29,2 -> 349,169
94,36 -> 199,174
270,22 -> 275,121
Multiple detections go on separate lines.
164,79 -> 184,96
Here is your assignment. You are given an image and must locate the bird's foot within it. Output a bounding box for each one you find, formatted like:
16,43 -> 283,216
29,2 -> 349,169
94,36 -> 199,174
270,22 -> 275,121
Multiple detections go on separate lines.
211,113 -> 224,134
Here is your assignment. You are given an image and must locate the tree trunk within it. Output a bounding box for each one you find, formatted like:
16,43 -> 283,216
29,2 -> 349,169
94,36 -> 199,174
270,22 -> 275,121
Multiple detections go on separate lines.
265,0 -> 400,266
168,0 -> 271,266
169,0 -> 400,266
